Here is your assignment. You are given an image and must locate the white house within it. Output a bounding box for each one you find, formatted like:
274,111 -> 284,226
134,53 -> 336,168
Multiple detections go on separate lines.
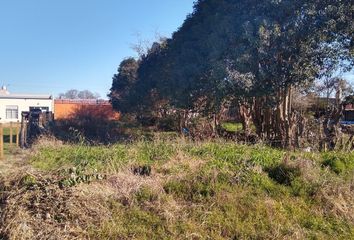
0,86 -> 54,123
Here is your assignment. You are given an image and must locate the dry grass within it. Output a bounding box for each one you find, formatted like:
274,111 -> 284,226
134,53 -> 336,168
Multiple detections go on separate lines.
0,171 -> 111,239
1,137 -> 353,239
107,169 -> 164,204
315,178 -> 354,223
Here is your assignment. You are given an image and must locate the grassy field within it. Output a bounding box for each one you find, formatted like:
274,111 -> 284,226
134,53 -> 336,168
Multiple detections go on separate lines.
1,136 -> 353,239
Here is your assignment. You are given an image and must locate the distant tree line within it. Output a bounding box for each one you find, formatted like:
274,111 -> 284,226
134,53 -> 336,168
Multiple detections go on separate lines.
109,0 -> 353,150
59,89 -> 100,100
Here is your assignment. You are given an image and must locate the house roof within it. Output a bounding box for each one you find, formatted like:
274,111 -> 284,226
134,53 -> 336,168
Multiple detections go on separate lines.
0,94 -> 52,100
0,86 -> 52,99
0,92 -> 52,100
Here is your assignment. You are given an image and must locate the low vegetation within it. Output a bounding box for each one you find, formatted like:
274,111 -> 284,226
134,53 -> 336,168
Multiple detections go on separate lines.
1,1 -> 353,239
1,136 -> 353,239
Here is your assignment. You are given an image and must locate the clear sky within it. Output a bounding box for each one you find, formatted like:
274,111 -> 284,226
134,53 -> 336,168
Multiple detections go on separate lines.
0,1 -> 353,99
0,0 -> 194,98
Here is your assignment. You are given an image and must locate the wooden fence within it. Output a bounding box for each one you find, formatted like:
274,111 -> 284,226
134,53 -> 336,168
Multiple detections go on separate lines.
0,122 -> 21,160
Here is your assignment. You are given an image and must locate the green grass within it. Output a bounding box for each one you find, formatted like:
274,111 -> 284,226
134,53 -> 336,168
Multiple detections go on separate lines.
31,144 -> 129,172
221,122 -> 256,133
221,122 -> 243,132
322,151 -> 354,175
29,138 -> 354,239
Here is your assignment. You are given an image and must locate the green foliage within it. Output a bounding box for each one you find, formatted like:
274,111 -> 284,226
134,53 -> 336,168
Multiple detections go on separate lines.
221,122 -> 257,133
249,172 -> 289,198
188,142 -> 283,170
31,144 -> 129,172
111,0 -> 353,121
108,0 -> 353,149
109,57 -> 140,114
135,140 -> 176,164
221,122 -> 243,132
20,174 -> 37,188
58,164 -> 105,188
322,152 -> 354,174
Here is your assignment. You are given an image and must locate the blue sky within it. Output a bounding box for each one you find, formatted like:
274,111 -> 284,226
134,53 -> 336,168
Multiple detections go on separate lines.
0,1 -> 353,99
0,0 -> 194,98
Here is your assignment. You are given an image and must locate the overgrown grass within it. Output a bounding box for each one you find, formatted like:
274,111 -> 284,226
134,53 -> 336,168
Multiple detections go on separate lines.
322,151 -> 354,175
26,138 -> 354,239
221,122 -> 256,133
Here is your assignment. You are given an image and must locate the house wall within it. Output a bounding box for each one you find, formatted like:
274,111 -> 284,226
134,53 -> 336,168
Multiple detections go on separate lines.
0,98 -> 54,123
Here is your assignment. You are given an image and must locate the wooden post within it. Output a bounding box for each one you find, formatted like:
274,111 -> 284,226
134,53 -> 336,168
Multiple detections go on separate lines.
0,124 -> 3,160
16,123 -> 19,147
9,122 -> 13,146
20,113 -> 28,148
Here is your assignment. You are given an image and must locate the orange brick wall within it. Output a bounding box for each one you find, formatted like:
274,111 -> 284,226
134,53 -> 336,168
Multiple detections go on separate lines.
54,100 -> 120,120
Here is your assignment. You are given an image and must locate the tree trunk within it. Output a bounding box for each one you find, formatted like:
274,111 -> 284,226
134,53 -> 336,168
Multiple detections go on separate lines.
178,110 -> 188,134
322,86 -> 343,151
238,99 -> 252,139
211,113 -> 220,137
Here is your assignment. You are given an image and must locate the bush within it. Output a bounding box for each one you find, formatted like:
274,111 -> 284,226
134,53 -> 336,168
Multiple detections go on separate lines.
266,163 -> 301,186
322,152 -> 354,174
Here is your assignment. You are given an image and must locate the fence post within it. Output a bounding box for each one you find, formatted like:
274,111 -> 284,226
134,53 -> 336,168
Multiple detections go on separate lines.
20,113 -> 27,148
10,122 -> 13,146
0,124 -> 3,160
16,123 -> 19,147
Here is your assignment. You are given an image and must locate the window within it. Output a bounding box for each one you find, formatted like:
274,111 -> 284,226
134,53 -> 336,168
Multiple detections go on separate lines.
29,106 -> 49,112
6,105 -> 18,119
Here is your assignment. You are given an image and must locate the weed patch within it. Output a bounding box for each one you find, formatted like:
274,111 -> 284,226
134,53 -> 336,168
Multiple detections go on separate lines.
322,152 -> 354,175
4,137 -> 352,239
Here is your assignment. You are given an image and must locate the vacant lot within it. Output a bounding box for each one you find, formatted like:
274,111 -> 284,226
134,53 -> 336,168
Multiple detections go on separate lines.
1,137 -> 353,239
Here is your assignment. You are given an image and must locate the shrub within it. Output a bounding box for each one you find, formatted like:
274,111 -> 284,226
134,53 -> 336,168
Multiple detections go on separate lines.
322,152 -> 354,174
266,163 -> 301,186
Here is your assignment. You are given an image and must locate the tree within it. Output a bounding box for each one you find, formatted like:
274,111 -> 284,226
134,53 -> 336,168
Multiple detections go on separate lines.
315,77 -> 353,106
58,89 -> 100,99
109,0 -> 353,148
110,39 -> 171,119
109,58 -> 139,114
135,0 -> 353,147
58,89 -> 79,99
78,90 -> 100,100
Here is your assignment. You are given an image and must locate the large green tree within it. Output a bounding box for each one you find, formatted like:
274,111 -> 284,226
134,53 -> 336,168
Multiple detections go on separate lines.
109,57 -> 139,114
110,0 -> 353,147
